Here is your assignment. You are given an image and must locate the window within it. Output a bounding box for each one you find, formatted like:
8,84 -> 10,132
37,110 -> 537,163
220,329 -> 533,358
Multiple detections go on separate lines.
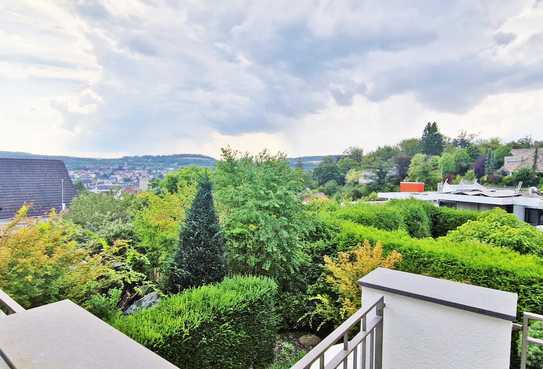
525,208 -> 543,226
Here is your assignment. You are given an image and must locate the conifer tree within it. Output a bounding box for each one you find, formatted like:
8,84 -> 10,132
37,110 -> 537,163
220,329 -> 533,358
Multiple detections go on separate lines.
421,122 -> 445,156
166,175 -> 226,292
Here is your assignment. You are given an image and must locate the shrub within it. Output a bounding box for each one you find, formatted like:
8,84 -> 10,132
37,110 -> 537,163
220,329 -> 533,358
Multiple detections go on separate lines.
388,199 -> 432,238
333,203 -> 404,232
320,241 -> 401,321
426,205 -> 480,237
328,218 -> 543,316
446,208 -> 543,257
0,207 -> 121,309
113,276 -> 279,369
166,175 -> 226,292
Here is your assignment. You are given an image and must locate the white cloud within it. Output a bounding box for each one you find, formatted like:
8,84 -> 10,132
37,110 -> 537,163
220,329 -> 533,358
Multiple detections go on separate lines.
0,0 -> 542,158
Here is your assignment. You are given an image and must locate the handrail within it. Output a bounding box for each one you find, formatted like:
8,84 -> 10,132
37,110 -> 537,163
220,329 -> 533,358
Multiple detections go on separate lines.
520,311 -> 543,369
291,296 -> 385,369
0,289 -> 25,315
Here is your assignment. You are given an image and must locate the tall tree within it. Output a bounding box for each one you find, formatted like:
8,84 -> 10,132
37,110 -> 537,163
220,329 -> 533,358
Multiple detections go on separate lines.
421,122 -> 445,156
166,175 -> 226,292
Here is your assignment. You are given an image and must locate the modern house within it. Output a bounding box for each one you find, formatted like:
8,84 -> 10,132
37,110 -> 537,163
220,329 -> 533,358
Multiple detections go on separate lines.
503,148 -> 543,174
378,182 -> 543,227
0,158 -> 77,224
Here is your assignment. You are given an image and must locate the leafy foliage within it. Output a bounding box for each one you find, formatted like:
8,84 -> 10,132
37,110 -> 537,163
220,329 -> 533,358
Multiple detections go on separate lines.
65,192 -> 138,246
421,122 -> 444,156
166,175 -> 226,292
446,208 -> 543,256
0,207 -> 142,312
132,187 -> 196,280
214,148 -> 308,284
322,241 -> 401,320
407,153 -> 441,190
113,276 -> 279,369
328,218 -> 543,316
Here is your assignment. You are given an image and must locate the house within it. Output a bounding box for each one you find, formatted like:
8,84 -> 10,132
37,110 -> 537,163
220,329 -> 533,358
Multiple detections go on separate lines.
503,148 -> 543,173
0,158 -> 77,223
378,181 -> 543,226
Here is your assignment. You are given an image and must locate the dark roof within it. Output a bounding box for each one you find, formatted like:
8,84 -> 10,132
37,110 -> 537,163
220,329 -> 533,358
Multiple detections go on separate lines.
0,158 -> 77,220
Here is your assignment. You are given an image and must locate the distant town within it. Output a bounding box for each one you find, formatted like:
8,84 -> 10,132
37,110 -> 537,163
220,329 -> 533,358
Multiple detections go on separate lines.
0,151 -> 327,193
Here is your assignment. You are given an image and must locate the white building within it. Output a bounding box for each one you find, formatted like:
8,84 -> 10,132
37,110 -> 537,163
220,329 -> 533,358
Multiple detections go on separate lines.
378,182 -> 543,226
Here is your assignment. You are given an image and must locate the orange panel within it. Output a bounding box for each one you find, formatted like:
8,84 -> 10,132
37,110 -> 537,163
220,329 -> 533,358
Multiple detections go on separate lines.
400,182 -> 425,192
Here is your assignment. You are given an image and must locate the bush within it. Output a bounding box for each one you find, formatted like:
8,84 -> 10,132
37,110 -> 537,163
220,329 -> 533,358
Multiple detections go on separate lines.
0,207 -> 126,310
319,241 -> 401,322
113,276 -> 279,369
333,203 -> 404,232
426,206 -> 480,237
388,199 -> 432,238
446,208 -> 543,256
327,218 -> 543,316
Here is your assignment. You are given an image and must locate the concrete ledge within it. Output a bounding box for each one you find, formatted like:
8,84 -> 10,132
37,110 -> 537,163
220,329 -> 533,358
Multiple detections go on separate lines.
359,268 -> 517,321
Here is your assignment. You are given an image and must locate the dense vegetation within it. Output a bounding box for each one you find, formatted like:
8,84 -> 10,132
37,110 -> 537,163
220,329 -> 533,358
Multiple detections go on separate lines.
1,126 -> 542,368
113,276 -> 278,369
308,125 -> 543,200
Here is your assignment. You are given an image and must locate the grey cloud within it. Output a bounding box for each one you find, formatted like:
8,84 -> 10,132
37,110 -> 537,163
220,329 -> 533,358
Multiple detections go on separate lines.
494,32 -> 517,46
43,0 -> 543,153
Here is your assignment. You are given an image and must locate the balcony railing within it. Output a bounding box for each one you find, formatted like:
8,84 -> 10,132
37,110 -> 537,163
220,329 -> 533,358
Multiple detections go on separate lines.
291,296 -> 384,369
520,312 -> 543,369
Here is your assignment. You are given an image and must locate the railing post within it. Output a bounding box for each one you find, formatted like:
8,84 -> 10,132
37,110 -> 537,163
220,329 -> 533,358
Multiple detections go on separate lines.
520,312 -> 529,369
374,299 -> 384,369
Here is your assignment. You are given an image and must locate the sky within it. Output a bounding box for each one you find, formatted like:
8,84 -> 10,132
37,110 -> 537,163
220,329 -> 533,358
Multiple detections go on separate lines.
1,0 -> 543,158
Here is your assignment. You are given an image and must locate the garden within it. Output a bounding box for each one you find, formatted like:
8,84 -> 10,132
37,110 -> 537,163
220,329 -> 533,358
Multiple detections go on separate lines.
1,147 -> 542,369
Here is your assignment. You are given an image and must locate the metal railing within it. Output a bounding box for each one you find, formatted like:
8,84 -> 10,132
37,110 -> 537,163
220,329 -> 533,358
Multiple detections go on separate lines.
519,312 -> 543,369
291,297 -> 384,369
0,289 -> 25,316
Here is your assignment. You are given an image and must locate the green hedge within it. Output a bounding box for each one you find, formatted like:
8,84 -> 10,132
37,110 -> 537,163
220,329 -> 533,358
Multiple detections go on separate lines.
333,203 -> 404,232
388,199 -> 432,238
425,205 -> 480,237
446,208 -> 543,257
329,200 -> 477,239
113,276 -> 279,369
330,219 -> 543,316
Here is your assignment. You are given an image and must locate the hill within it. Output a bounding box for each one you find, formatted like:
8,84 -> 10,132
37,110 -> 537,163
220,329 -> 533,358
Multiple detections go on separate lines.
0,152 -> 329,171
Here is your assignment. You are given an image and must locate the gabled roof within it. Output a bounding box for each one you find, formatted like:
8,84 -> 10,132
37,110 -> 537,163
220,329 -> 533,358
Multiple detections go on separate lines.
0,158 -> 77,220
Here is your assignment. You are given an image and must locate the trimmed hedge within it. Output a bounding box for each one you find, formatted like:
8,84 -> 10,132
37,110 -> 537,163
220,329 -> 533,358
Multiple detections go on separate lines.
330,200 -> 478,239
446,208 -> 543,257
388,199 -> 432,238
426,205 -> 480,237
329,218 -> 543,316
113,276 -> 279,369
334,203 -> 404,232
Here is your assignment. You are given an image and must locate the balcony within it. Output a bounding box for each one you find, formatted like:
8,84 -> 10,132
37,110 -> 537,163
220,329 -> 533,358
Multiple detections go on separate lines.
292,268 -> 543,369
0,290 -> 178,369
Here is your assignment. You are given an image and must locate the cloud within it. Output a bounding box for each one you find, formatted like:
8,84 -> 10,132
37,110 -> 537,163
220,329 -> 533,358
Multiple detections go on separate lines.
0,0 -> 542,157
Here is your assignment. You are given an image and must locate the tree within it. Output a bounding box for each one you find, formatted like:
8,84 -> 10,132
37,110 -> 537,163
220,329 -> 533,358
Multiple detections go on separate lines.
313,156 -> 343,185
398,138 -> 421,157
154,166 -> 210,194
407,154 -> 441,189
214,148 -> 307,285
166,175 -> 226,292
420,122 -> 444,156
343,147 -> 364,164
